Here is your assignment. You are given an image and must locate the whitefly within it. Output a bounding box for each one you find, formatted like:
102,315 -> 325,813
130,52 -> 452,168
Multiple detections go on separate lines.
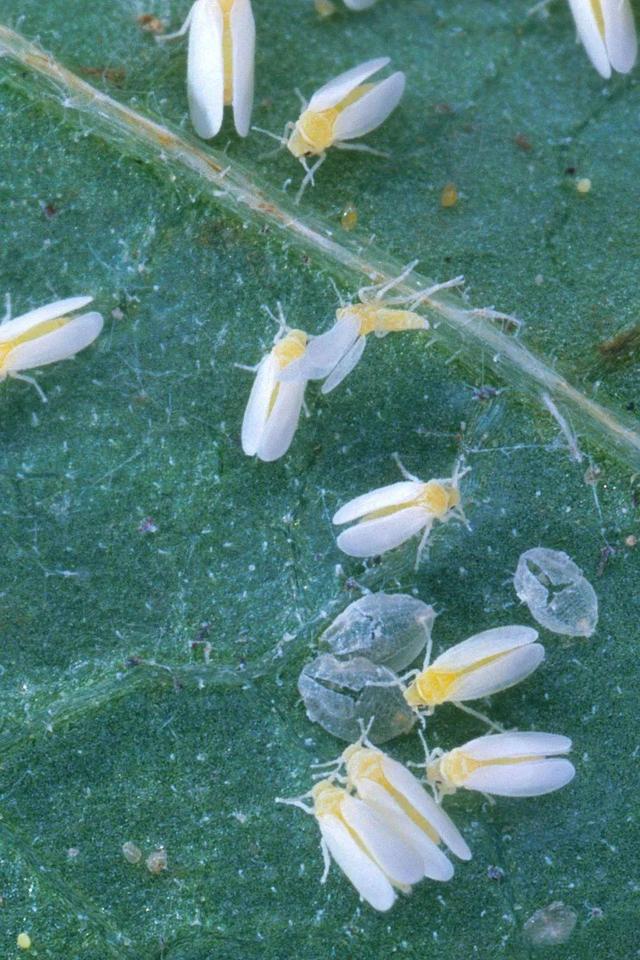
513,546 -> 598,638
318,592 -> 436,673
298,654 -> 415,744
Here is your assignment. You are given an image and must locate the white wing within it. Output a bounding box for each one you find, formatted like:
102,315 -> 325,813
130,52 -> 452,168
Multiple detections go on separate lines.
448,643 -> 545,702
319,815 -> 396,911
308,57 -> 390,112
187,0 -> 224,139
343,0 -> 378,8
321,335 -> 367,394
333,71 -> 405,141
279,316 -> 360,383
241,353 -> 277,456
601,0 -> 637,73
256,377 -> 306,462
341,795 -> 424,885
380,755 -> 472,861
230,0 -> 255,136
566,0 -> 611,77
0,296 -> 93,341
356,780 -> 453,881
460,732 -> 572,761
4,312 -> 103,373
464,759 -> 576,797
333,481 -> 422,524
336,508 -> 429,558
432,626 -> 539,670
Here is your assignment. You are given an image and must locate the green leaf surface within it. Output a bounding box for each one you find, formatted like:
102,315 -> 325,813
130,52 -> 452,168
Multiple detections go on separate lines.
0,1 -> 638,957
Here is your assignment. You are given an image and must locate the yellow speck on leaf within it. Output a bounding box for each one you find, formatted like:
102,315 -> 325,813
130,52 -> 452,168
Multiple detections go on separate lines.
440,182 -> 458,208
340,204 -> 359,231
17,932 -> 32,950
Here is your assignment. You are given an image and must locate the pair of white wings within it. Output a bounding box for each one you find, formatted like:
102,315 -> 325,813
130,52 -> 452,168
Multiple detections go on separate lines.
321,754 -> 471,911
241,352 -> 306,461
307,57 -> 406,145
332,479 -> 433,557
0,297 -> 103,375
448,732 -> 575,797
187,0 -> 255,138
280,314 -> 365,394
427,625 -> 545,704
567,0 -> 637,78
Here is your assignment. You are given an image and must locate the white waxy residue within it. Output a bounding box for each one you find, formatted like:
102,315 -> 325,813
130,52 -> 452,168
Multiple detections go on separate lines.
514,547 -> 598,637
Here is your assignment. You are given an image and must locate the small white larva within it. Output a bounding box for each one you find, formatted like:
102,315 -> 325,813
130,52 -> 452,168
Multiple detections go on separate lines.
426,731 -> 575,799
566,0 -> 637,78
0,296 -> 103,403
332,460 -> 467,564
285,58 -> 405,202
342,741 -> 472,872
159,0 -> 255,138
241,322 -> 310,462
403,625 -> 545,718
277,778 -> 425,911
280,267 -> 463,394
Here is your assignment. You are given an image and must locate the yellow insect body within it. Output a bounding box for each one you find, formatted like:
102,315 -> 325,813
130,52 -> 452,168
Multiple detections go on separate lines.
402,625 -> 545,715
288,86 -> 374,158
241,325 -> 310,462
426,732 -> 575,799
0,295 -> 103,402
284,58 -> 405,202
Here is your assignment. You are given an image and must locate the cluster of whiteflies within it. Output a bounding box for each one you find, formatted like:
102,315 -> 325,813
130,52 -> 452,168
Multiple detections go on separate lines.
279,728 -> 574,911
241,266 -> 462,463
288,597 -> 577,909
158,0 -> 406,202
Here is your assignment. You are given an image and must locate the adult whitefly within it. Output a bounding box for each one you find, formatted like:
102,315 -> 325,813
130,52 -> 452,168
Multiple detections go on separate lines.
318,592 -> 436,673
403,625 -> 545,714
277,779 -> 423,911
342,739 -> 472,866
158,0 -> 255,138
297,654 -> 415,743
241,325 -> 310,462
426,731 -> 575,799
284,58 -> 405,201
0,295 -> 103,402
566,0 -> 636,78
513,546 -> 598,637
